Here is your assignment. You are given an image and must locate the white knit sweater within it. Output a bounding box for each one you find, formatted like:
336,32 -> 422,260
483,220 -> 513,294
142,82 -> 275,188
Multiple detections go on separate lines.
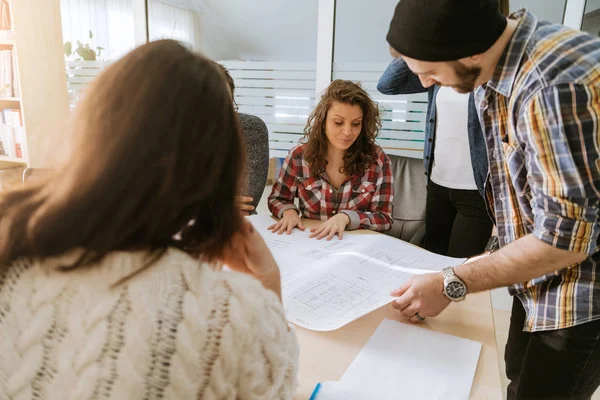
0,248 -> 298,400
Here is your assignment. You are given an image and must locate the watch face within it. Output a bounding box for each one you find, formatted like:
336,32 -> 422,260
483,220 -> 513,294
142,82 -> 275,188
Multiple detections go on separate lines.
446,281 -> 466,299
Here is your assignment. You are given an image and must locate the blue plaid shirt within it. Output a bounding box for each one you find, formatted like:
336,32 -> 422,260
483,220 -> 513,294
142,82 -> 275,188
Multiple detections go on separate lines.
475,10 -> 600,331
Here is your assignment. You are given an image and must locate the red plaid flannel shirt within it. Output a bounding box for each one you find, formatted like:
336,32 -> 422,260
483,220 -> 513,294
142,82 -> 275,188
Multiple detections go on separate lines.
268,144 -> 394,231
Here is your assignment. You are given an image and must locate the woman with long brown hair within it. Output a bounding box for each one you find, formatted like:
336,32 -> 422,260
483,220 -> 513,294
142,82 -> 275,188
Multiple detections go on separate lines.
268,80 -> 394,240
0,40 -> 297,399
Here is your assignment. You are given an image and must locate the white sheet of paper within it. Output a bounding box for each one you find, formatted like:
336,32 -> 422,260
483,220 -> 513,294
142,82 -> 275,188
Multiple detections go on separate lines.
337,319 -> 481,400
247,215 -> 466,331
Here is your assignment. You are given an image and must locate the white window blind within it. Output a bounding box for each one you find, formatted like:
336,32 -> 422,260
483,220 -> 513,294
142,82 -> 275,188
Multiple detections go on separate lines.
221,61 -> 316,158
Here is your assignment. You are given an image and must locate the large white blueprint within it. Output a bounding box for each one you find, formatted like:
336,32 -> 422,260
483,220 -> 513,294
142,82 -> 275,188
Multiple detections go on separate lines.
248,215 -> 466,331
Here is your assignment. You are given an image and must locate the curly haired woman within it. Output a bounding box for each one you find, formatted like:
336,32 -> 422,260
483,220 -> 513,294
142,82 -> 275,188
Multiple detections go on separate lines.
268,80 -> 394,240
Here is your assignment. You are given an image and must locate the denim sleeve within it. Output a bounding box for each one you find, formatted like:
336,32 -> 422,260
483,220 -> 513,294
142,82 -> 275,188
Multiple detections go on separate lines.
376,58 -> 428,95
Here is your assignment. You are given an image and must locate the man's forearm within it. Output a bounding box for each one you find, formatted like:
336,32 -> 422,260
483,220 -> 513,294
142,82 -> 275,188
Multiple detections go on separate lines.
454,234 -> 587,293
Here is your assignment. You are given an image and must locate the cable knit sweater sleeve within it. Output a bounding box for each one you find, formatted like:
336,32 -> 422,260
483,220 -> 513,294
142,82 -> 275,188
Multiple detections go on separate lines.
154,257 -> 299,400
219,271 -> 299,399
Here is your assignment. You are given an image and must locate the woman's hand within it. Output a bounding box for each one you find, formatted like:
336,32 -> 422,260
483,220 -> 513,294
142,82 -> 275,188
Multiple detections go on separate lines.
268,209 -> 305,235
222,220 -> 282,300
236,196 -> 255,216
309,213 -> 350,240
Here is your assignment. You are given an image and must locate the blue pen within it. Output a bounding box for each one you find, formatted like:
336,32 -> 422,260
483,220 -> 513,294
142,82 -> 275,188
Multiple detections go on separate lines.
309,382 -> 322,400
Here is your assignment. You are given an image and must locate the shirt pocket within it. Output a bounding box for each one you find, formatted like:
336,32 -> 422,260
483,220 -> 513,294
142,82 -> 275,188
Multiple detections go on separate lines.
503,142 -> 530,198
503,142 -> 534,226
347,181 -> 377,211
297,177 -> 322,214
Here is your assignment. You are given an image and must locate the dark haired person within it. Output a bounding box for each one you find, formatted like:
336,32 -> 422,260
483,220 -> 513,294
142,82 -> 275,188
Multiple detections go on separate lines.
217,63 -> 269,216
0,40 -> 298,398
268,79 -> 394,240
375,1 -> 511,258
385,1 -> 600,398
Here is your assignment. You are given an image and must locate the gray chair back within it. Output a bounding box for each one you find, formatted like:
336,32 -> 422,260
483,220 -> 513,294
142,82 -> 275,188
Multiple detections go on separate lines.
385,154 -> 427,246
238,113 -> 269,211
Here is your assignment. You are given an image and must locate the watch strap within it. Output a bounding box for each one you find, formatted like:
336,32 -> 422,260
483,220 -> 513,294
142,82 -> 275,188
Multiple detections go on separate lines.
442,266 -> 454,279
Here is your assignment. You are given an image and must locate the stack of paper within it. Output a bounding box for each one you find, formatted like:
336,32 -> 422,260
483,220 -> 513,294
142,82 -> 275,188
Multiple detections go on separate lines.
314,319 -> 482,400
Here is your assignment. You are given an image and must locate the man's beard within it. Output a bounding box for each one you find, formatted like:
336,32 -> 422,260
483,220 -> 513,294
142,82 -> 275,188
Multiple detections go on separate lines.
447,61 -> 482,93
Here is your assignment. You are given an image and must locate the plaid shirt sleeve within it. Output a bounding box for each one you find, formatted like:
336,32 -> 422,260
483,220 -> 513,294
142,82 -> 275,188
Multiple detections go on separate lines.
267,148 -> 300,218
522,84 -> 600,255
342,153 -> 394,231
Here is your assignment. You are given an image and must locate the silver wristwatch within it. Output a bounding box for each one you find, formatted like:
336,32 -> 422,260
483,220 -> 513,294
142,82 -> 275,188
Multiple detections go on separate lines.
442,267 -> 467,302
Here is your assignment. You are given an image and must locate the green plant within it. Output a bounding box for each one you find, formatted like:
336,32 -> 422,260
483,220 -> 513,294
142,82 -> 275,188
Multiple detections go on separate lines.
64,30 -> 105,61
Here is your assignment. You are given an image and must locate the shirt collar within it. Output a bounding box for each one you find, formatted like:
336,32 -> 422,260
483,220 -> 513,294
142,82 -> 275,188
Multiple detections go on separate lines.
485,9 -> 538,97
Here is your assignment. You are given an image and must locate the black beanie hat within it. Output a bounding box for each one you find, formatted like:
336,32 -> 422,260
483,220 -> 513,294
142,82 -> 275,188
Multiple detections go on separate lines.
386,0 -> 507,62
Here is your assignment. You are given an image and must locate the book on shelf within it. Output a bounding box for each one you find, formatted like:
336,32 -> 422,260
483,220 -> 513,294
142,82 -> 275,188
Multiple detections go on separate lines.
0,123 -> 8,156
0,123 -> 13,157
2,107 -> 21,126
0,0 -> 10,31
13,125 -> 23,158
0,107 -> 23,158
0,48 -> 19,98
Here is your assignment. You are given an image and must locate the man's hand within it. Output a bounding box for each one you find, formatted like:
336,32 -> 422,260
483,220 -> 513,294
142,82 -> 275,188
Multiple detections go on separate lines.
391,272 -> 451,323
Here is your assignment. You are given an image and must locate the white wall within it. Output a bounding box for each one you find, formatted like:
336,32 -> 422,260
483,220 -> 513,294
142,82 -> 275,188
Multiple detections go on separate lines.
583,0 -> 600,36
149,0 -> 319,61
511,0 -> 567,23
582,12 -> 600,35
585,0 -> 600,13
332,0 -> 570,64
148,0 -> 572,64
333,0 -> 398,63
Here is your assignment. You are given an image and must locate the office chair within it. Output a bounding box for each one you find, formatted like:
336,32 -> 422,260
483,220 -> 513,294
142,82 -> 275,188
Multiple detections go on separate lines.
385,154 -> 427,246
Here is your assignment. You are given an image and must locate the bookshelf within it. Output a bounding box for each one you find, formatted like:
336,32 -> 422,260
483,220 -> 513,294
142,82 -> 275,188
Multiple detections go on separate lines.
0,98 -> 19,109
0,0 -> 69,174
0,155 -> 26,169
0,0 -> 22,168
